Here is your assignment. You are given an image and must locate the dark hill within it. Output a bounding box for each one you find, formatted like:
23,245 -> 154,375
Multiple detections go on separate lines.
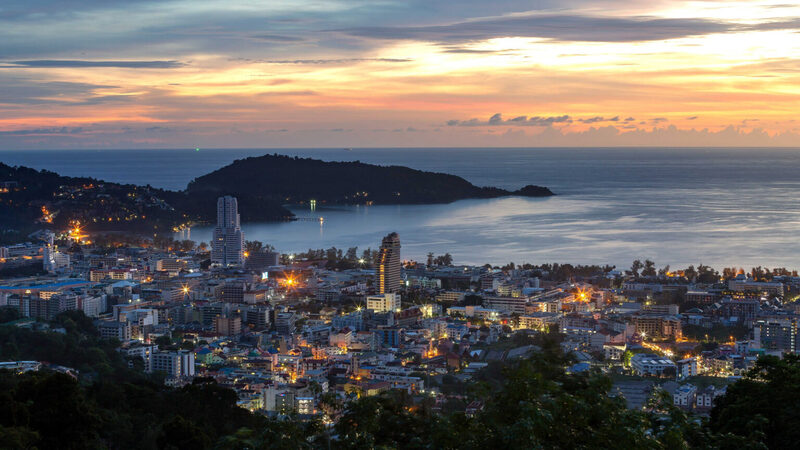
187,154 -> 554,207
0,154 -> 553,236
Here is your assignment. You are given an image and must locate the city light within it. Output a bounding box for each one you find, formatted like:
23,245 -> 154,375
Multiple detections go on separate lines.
281,272 -> 300,289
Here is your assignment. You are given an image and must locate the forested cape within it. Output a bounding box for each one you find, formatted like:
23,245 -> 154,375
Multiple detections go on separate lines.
187,153 -> 554,205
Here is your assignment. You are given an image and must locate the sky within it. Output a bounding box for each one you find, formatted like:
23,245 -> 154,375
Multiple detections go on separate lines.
1,0 -> 800,149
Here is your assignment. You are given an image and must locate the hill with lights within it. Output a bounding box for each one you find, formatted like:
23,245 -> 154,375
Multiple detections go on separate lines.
0,154 -> 552,239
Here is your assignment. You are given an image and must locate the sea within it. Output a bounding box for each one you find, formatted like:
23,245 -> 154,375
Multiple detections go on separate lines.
2,147 -> 799,270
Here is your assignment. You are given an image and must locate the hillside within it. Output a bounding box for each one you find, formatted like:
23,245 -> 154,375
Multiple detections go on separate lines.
0,154 -> 553,237
0,162 -> 293,237
187,154 -> 554,205
0,163 -> 186,232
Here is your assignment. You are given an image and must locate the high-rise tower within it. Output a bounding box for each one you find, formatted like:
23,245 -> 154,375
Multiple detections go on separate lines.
376,232 -> 401,294
211,196 -> 245,267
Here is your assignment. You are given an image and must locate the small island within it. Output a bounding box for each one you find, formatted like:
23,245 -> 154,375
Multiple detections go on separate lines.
0,154 -> 553,237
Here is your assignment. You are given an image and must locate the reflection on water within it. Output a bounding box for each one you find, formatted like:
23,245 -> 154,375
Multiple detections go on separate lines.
190,188 -> 800,269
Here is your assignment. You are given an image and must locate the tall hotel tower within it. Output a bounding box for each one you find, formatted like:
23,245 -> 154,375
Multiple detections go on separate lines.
376,232 -> 402,294
211,196 -> 245,267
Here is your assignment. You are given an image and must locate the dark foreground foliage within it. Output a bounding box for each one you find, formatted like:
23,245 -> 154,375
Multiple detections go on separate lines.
0,310 -> 795,449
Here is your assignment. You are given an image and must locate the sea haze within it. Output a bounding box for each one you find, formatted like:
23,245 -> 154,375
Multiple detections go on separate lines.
1,147 -> 799,269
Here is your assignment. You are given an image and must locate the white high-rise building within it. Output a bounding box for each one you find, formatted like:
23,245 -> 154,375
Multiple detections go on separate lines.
211,196 -> 245,267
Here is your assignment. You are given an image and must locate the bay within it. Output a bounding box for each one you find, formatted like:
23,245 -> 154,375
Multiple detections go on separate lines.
2,147 -> 799,269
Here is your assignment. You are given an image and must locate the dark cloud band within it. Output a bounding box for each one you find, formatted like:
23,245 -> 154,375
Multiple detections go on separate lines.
2,60 -> 184,68
340,14 -> 735,43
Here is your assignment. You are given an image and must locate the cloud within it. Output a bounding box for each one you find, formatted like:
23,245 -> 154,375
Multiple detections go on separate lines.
2,60 -> 184,68
250,34 -> 305,42
448,113 -> 638,127
448,113 -> 573,126
0,76 -> 124,105
747,18 -> 800,32
339,14 -> 735,43
579,116 -> 619,123
0,127 -> 85,136
261,58 -> 411,64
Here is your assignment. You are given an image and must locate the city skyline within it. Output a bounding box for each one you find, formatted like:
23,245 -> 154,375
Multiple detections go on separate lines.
2,1 -> 800,149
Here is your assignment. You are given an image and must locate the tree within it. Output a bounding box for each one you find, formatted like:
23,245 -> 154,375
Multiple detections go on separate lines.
155,335 -> 173,347
630,259 -> 643,278
433,253 -> 453,266
0,306 -> 21,324
683,265 -> 697,282
710,354 -> 800,449
696,264 -> 719,283
245,240 -> 263,254
157,415 -> 212,450
642,259 -> 656,278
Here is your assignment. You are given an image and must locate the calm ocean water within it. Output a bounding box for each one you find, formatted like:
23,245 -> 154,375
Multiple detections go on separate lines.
2,147 -> 799,269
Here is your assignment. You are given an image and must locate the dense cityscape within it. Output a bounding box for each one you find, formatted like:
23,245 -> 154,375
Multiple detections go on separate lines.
1,193 -> 798,448
4,0 -> 800,447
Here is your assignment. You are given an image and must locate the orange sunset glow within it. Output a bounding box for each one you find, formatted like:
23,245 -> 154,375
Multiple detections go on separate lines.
2,0 -> 800,148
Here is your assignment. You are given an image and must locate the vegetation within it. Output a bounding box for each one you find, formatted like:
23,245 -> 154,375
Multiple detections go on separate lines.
1,310 -> 798,449
0,162 -> 197,235
0,155 -> 554,236
186,154 -> 554,207
709,354 -> 800,448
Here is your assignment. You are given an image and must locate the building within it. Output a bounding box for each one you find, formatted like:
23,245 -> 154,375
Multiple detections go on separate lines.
715,297 -> 760,326
632,314 -> 682,340
484,296 -> 528,314
672,384 -> 697,409
376,232 -> 401,294
213,316 -> 242,336
243,306 -> 271,330
435,291 -> 466,303
366,293 -> 401,313
220,281 -> 245,303
332,310 -> 366,332
275,311 -> 297,335
519,312 -> 560,331
696,385 -> 726,410
630,353 -> 677,377
685,290 -> 720,305
245,250 -> 280,271
148,350 -> 195,378
754,318 -> 799,354
448,305 -> 500,321
642,304 -> 679,315
211,196 -> 245,267
97,320 -> 132,341
728,274 -> 784,296
156,258 -> 188,274
90,269 -> 134,282
676,358 -> 699,379
374,328 -> 402,347
42,232 -> 70,273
